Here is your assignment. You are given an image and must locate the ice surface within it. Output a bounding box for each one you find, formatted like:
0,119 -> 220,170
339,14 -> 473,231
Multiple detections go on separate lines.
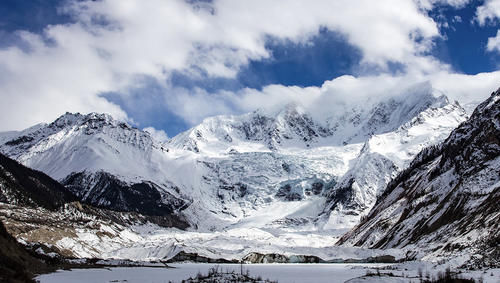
35,263 -> 390,283
35,263 -> 500,283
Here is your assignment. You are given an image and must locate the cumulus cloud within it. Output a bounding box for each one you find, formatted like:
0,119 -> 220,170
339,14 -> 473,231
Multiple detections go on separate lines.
62,0 -> 446,73
0,0 -> 497,132
476,0 -> 500,25
0,29 -> 128,131
163,70 -> 500,126
0,0 -> 445,131
430,70 -> 500,103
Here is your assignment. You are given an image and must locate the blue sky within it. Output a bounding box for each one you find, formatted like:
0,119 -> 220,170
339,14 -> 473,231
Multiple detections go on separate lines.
429,2 -> 499,74
0,0 -> 499,137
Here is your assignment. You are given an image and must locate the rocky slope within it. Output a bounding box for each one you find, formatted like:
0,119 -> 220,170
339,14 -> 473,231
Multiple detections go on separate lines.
61,171 -> 189,227
0,152 -> 76,210
338,88 -> 500,267
0,153 -> 187,262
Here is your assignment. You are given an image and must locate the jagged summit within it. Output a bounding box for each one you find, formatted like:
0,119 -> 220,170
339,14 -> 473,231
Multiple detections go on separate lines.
0,112 -> 139,153
51,112 -> 125,129
169,85 -> 455,154
167,102 -> 330,153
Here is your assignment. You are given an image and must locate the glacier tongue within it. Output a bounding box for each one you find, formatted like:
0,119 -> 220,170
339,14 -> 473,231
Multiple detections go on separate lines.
0,86 -> 468,236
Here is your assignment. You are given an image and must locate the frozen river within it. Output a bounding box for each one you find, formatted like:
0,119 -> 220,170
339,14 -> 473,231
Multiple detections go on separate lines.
36,263 -> 390,283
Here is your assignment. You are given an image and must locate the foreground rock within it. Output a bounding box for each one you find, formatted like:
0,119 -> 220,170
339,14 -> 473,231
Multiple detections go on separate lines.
0,220 -> 49,283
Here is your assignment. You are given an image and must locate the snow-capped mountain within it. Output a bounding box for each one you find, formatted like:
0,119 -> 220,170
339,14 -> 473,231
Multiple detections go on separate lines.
318,94 -> 467,230
338,88 -> 500,267
168,103 -> 333,152
0,83 -> 468,233
0,112 -> 155,180
168,83 -> 456,154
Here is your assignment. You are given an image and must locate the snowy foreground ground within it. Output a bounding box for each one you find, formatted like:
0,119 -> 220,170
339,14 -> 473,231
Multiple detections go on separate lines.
36,263 -> 500,283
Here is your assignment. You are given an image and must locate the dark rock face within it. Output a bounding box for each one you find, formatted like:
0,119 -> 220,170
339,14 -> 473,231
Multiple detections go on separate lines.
4,135 -> 34,146
275,184 -> 303,201
0,153 -> 189,229
304,182 -> 324,196
166,251 -> 238,264
275,179 -> 329,201
326,178 -> 358,211
241,252 -> 397,264
338,89 -> 500,266
62,171 -> 190,228
435,92 -> 500,178
219,182 -> 248,198
0,153 -> 76,210
311,182 -> 324,195
0,220 -> 47,283
242,252 -> 323,263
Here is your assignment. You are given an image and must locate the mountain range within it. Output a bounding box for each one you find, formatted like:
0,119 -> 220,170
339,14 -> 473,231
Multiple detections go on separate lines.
0,83 -> 467,233
0,83 -> 497,269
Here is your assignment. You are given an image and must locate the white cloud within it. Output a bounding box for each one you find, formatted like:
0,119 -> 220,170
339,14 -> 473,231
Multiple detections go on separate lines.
163,71 -> 500,126
416,0 -> 471,10
0,0 -> 445,131
475,0 -> 500,54
143,127 -> 169,142
0,29 -> 128,131
63,0 -> 443,73
0,0 -> 497,132
430,70 -> 500,103
476,0 -> 500,25
486,30 -> 500,52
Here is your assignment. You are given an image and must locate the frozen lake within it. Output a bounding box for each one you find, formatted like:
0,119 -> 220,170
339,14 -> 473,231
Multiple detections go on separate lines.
35,263 -> 390,283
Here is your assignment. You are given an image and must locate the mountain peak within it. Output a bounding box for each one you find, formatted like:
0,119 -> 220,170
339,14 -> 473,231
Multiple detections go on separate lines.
0,111 -> 152,180
169,86 -> 465,153
50,112 -> 130,130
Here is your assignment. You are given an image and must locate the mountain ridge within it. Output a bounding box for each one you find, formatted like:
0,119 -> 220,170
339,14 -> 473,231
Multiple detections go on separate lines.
337,88 -> 500,267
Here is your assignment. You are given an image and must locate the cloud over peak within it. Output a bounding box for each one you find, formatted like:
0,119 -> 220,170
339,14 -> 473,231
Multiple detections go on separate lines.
0,0 -> 498,134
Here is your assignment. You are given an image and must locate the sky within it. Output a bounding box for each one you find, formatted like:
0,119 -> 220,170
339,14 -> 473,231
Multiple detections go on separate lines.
0,0 -> 499,139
